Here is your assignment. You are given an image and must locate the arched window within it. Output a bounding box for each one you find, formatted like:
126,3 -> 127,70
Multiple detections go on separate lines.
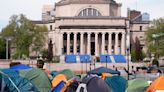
78,8 -> 102,17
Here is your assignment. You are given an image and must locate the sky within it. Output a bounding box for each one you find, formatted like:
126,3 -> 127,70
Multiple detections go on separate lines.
0,0 -> 164,30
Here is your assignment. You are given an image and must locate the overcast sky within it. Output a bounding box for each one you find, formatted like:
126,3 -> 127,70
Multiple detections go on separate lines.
0,0 -> 164,30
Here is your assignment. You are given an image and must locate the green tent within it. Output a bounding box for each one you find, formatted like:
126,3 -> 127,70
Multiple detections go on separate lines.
58,69 -> 74,79
20,68 -> 51,92
104,76 -> 127,92
126,79 -> 149,92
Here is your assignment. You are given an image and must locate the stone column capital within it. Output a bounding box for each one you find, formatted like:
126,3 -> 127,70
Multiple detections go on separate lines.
88,32 -> 91,35
74,32 -> 77,35
108,32 -> 112,35
80,32 -> 84,35
122,32 -> 126,35
102,32 -> 106,35
67,32 -> 70,35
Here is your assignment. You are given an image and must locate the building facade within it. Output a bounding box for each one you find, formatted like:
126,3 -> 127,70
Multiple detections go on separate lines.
36,0 -> 149,61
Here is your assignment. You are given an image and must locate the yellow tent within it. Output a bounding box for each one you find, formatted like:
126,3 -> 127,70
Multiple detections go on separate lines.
146,76 -> 164,92
51,74 -> 67,88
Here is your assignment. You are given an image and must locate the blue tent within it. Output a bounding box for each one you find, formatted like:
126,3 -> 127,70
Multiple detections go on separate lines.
0,69 -> 38,92
100,55 -> 112,63
65,55 -> 77,63
10,64 -> 32,70
105,76 -> 127,92
79,54 -> 91,63
87,67 -> 120,75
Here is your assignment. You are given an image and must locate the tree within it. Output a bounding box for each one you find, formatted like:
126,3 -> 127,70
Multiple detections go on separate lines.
0,38 -> 6,59
145,18 -> 164,58
0,14 -> 48,59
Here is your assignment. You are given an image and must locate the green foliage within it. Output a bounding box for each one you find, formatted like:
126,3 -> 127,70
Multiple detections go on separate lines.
0,14 -> 48,59
131,48 -> 137,62
0,38 -> 6,59
146,18 -> 164,58
131,48 -> 146,62
41,49 -> 49,59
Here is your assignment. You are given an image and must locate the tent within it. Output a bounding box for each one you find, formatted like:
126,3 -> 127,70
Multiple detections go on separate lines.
104,76 -> 127,92
10,64 -> 32,71
19,68 -> 51,92
65,81 -> 79,92
146,76 -> 164,92
126,79 -> 149,92
101,73 -> 113,80
87,67 -> 120,75
77,76 -> 112,92
51,81 -> 66,92
0,69 -> 38,92
51,74 -> 67,88
58,69 -> 75,79
50,70 -> 58,78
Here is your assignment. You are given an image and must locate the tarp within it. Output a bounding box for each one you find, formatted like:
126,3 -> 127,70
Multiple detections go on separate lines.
126,79 -> 149,92
10,64 -> 32,70
80,76 -> 112,92
65,55 -> 77,63
146,76 -> 164,92
87,67 -> 120,75
104,76 -> 127,92
79,54 -> 91,63
0,69 -> 38,92
100,55 -> 112,63
19,68 -> 51,92
113,54 -> 126,63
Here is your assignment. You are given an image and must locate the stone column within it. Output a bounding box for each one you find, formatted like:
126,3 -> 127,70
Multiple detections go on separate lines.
73,33 -> 77,54
101,33 -> 105,54
108,32 -> 112,54
95,33 -> 98,56
115,32 -> 119,54
121,32 -> 125,55
87,33 -> 91,54
80,33 -> 84,54
67,33 -> 70,54
60,32 -> 64,55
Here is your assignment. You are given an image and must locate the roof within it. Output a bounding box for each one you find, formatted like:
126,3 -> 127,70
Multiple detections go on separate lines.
56,0 -> 118,6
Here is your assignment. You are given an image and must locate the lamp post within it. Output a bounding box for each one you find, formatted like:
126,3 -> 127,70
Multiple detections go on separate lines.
85,56 -> 87,73
126,30 -> 130,80
106,55 -> 108,68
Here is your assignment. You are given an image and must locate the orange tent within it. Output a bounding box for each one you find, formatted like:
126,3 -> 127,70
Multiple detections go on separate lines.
146,76 -> 164,92
101,73 -> 113,80
51,74 -> 67,88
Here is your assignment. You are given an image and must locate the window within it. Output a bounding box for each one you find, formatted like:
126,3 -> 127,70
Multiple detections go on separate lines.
50,25 -> 52,30
140,26 -> 142,31
78,8 -> 102,17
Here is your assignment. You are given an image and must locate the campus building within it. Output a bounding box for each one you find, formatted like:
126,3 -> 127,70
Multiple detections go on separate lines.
35,0 -> 150,62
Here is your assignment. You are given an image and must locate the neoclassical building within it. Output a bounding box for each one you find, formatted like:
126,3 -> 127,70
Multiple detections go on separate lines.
36,0 -> 149,61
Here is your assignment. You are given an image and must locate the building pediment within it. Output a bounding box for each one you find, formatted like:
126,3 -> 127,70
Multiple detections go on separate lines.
56,0 -> 118,6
